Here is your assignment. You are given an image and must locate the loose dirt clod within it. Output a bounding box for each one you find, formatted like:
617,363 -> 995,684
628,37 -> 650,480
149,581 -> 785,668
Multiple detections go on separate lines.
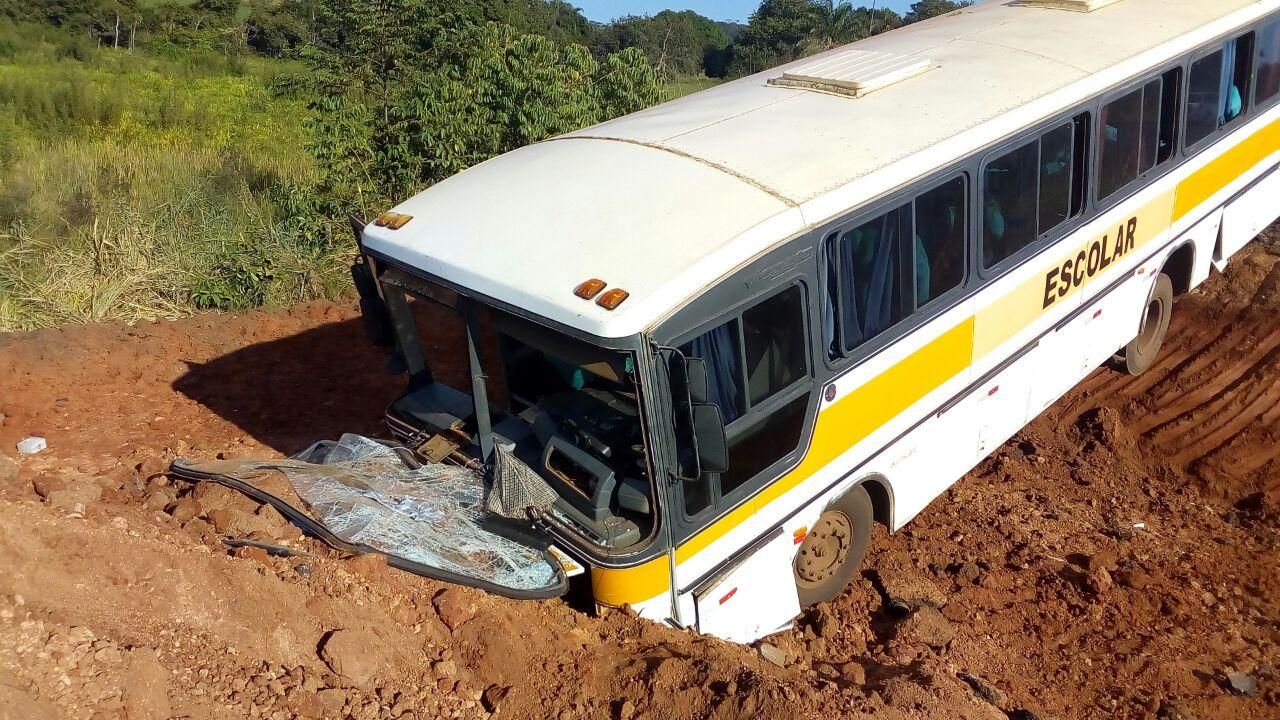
432,587 -> 477,630
45,479 -> 102,512
319,629 -> 382,687
122,647 -> 171,720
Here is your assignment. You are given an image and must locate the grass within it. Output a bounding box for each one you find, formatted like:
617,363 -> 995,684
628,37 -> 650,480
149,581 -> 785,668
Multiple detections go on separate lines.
0,19 -> 729,333
0,20 -> 349,332
666,73 -> 724,99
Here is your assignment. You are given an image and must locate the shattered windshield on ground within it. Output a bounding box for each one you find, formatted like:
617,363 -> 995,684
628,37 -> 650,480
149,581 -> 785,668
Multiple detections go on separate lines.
174,434 -> 562,595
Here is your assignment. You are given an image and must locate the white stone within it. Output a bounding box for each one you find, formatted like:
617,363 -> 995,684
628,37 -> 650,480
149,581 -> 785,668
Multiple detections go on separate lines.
17,437 -> 47,455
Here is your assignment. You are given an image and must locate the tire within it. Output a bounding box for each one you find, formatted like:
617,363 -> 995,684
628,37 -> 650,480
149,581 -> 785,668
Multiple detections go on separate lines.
793,484 -> 873,607
1118,273 -> 1173,376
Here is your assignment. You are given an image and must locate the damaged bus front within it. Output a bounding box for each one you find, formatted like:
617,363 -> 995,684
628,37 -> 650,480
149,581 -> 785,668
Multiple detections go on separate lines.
353,222 -> 727,610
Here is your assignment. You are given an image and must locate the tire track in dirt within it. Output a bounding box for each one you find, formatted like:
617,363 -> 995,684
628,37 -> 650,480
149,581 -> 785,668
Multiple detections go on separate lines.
1137,262 -> 1280,470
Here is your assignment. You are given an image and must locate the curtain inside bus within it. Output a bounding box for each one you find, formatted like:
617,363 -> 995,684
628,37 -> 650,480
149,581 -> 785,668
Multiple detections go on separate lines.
688,323 -> 743,424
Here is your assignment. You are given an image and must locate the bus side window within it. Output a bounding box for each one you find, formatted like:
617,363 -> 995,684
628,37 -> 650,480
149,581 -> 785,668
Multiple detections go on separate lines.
1187,32 -> 1255,148
982,113 -> 1088,270
983,138 -> 1038,268
1156,67 -> 1183,165
681,285 -> 811,506
1259,20 -> 1280,105
1187,49 -> 1225,146
825,206 -> 909,357
1098,86 -> 1145,199
1226,33 -> 1255,122
1038,122 -> 1074,235
912,176 -> 966,308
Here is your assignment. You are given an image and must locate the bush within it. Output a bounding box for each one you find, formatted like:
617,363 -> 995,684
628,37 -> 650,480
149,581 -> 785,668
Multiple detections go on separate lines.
305,1 -> 665,214
0,18 -> 328,331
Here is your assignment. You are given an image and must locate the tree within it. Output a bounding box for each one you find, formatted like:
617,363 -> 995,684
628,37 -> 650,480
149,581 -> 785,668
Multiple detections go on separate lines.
303,0 -> 664,214
246,0 -> 309,57
903,0 -> 973,23
727,0 -> 900,77
592,10 -> 731,78
728,0 -> 819,76
802,1 -> 867,54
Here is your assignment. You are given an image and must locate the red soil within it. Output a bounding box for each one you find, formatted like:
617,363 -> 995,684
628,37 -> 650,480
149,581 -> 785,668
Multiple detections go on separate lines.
0,231 -> 1277,720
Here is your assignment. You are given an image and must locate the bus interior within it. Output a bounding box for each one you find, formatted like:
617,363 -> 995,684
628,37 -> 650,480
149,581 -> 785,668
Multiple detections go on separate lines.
375,268 -> 658,551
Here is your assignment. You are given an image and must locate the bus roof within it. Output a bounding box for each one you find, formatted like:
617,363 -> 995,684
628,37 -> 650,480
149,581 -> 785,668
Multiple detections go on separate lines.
363,0 -> 1272,339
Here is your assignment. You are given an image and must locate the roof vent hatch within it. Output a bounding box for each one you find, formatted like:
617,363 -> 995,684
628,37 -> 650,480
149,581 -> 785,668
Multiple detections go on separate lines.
769,48 -> 933,97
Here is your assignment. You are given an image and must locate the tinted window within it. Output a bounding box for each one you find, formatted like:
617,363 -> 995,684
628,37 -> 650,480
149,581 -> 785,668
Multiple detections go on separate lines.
1260,20 -> 1280,104
682,286 -> 811,507
1229,33 -> 1256,121
1138,79 -> 1162,173
742,286 -> 806,406
1099,86 -> 1146,198
983,139 -> 1038,268
826,207 -> 907,355
1039,123 -> 1074,236
682,319 -> 743,423
826,175 -> 970,360
980,116 -> 1087,271
1187,49 -> 1225,146
720,395 -> 807,497
1187,34 -> 1255,148
914,177 -> 966,308
1157,67 -> 1183,165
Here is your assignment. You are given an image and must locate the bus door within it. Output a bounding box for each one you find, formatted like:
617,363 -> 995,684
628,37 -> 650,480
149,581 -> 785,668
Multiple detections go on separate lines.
661,282 -> 815,642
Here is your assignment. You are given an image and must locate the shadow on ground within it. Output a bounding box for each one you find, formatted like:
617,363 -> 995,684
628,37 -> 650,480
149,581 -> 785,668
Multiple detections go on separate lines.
171,317 -> 407,454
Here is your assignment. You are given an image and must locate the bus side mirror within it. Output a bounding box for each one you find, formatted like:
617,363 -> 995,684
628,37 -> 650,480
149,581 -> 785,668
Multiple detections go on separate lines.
691,403 -> 728,474
663,349 -> 730,480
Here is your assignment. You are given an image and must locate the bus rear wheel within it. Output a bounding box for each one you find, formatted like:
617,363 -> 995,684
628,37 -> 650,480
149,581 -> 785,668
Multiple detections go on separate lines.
794,484 -> 872,607
1118,273 -> 1173,376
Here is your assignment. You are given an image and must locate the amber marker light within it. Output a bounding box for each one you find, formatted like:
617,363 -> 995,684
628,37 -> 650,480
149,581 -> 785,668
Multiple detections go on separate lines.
574,279 -> 607,300
595,288 -> 630,310
373,212 -> 414,229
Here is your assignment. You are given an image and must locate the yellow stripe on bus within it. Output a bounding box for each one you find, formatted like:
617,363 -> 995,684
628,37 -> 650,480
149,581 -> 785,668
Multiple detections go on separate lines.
592,115 -> 1280,607
593,317 -> 975,605
972,190 -> 1176,359
1175,116 -> 1280,221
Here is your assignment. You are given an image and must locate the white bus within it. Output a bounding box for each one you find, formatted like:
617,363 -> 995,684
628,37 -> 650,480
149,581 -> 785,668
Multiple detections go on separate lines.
353,0 -> 1280,643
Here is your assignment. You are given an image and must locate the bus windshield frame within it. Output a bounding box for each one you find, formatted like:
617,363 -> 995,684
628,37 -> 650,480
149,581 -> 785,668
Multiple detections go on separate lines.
373,264 -> 666,555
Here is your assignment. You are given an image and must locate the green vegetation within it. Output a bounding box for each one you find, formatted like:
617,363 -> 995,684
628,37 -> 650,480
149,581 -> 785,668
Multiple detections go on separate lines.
303,0 -> 663,212
0,0 -> 970,331
0,2 -> 664,331
0,21 -> 340,330
590,10 -> 733,78
727,0 -> 971,76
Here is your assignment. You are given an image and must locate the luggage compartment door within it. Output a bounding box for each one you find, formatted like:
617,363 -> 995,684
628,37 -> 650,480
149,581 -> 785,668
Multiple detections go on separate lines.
1219,166 -> 1280,265
691,528 -> 800,644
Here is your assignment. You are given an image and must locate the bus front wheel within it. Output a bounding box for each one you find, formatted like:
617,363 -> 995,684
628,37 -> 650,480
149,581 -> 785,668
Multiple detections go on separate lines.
793,484 -> 873,607
1118,273 -> 1173,376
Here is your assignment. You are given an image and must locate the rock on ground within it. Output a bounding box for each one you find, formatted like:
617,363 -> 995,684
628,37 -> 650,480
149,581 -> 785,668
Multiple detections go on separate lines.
319,629 -> 383,687
122,647 -> 171,720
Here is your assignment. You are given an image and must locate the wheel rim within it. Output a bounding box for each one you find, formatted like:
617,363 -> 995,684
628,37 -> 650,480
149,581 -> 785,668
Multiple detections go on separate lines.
1135,296 -> 1165,356
795,511 -> 853,588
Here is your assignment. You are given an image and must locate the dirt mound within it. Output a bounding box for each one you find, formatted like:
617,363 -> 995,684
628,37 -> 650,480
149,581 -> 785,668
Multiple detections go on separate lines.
2,231 -> 1279,719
